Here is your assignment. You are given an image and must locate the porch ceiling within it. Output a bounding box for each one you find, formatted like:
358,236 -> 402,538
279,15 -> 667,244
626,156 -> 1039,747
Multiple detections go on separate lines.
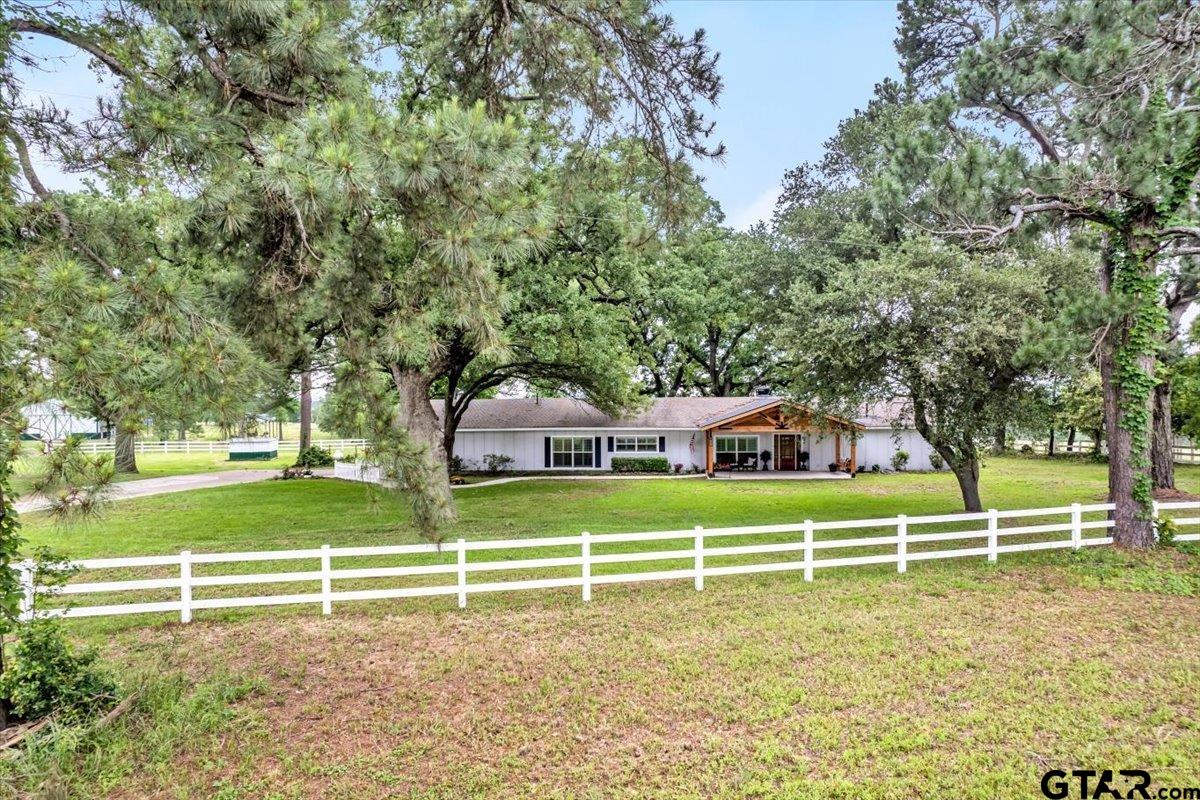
700,399 -> 862,433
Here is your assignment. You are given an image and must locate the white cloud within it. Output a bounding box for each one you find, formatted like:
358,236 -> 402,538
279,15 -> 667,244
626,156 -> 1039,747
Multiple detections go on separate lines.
728,184 -> 781,231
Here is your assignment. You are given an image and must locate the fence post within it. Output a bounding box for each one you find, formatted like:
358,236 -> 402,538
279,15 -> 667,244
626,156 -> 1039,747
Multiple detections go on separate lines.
321,544 -> 332,615
457,538 -> 467,610
896,514 -> 907,574
18,560 -> 34,622
581,531 -> 591,602
180,550 -> 192,623
694,526 -> 704,591
1071,503 -> 1082,550
987,509 -> 999,563
803,519 -> 814,582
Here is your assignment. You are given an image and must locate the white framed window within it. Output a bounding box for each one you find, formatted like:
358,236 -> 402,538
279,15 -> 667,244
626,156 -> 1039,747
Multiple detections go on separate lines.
552,436 -> 595,468
715,435 -> 758,457
615,435 -> 659,453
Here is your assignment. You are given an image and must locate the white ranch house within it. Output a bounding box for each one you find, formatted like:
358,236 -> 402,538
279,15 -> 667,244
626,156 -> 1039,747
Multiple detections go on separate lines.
443,396 -> 936,475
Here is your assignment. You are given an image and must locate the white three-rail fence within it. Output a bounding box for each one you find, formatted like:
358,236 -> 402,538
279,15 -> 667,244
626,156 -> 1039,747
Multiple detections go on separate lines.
72,438 -> 368,455
19,501 -> 1199,623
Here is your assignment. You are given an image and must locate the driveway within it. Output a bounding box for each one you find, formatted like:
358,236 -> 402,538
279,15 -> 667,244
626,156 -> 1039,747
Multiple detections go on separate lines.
13,468 -> 331,514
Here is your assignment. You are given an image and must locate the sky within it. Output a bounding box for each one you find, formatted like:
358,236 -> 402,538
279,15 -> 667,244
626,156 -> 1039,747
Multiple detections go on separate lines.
666,1 -> 901,229
14,1 -> 903,230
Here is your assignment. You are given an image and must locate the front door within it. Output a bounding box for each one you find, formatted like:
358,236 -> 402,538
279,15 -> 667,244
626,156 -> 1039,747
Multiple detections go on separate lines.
776,434 -> 796,471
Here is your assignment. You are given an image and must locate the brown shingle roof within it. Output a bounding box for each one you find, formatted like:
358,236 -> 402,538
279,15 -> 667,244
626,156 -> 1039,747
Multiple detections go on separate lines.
435,396 -> 907,430
853,398 -> 913,428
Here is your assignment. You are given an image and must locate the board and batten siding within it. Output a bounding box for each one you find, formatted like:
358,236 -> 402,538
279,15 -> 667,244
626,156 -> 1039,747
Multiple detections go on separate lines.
453,430 -> 705,472
853,429 -> 935,472
452,427 -> 935,472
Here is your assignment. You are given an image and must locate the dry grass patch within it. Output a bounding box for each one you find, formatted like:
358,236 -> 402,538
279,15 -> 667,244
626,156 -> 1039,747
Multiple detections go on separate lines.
58,559 -> 1200,800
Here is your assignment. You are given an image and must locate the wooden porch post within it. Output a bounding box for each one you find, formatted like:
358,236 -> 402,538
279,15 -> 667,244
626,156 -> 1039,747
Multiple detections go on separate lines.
834,432 -> 842,468
849,434 -> 857,476
705,430 -> 714,476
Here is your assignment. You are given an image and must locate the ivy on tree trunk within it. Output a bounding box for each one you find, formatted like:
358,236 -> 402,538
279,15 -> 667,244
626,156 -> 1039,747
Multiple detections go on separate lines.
1101,235 -> 1165,549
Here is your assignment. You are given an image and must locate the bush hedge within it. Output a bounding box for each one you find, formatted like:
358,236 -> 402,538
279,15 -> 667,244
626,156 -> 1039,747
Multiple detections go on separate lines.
0,619 -> 118,722
610,456 -> 670,474
295,446 -> 335,468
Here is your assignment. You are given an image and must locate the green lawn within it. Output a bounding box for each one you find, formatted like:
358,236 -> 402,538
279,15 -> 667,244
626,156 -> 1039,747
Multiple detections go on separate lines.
5,457 -> 1199,799
20,455 -> 1200,557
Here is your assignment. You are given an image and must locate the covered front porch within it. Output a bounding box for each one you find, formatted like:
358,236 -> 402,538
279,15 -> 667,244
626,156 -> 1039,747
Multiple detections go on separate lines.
700,398 -> 863,478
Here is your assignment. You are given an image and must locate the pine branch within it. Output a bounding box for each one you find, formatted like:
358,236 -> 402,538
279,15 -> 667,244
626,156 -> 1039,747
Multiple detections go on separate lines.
3,127 -> 118,280
994,99 -> 1062,164
8,18 -> 138,84
940,190 -> 1107,243
189,37 -> 304,109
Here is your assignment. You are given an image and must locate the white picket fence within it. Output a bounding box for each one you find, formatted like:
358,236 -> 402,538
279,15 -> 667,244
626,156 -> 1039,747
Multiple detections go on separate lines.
333,461 -> 382,484
19,501 -> 1199,624
74,438 -> 368,455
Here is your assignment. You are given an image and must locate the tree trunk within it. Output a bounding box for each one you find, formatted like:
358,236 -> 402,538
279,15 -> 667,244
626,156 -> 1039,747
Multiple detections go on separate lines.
909,400 -> 983,512
390,367 -> 458,532
299,370 -> 313,452
951,458 -> 983,512
991,424 -> 1005,456
442,425 -> 456,468
1098,240 -> 1156,549
1066,427 -> 1075,453
1092,428 -> 1104,456
1151,380 -> 1174,490
0,457 -> 8,713
1047,427 -> 1055,457
114,422 -> 138,474
442,395 -> 458,468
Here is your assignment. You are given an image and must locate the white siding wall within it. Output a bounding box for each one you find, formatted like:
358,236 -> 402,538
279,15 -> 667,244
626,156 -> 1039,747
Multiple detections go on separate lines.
854,429 -> 936,472
807,433 -> 837,471
453,427 -> 937,473
453,429 -> 706,472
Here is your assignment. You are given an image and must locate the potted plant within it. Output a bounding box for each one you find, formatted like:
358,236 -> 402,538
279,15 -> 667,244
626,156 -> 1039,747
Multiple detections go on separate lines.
760,450 -> 772,471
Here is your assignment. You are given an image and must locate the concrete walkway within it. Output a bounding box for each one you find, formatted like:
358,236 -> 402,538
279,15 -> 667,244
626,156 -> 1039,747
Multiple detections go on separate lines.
452,473 -> 708,490
14,468 -> 332,514
710,471 -> 852,481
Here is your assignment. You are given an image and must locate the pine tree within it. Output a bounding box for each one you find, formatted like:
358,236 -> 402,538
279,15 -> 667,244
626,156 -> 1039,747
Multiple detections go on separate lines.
891,0 -> 1200,547
3,0 -> 724,538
